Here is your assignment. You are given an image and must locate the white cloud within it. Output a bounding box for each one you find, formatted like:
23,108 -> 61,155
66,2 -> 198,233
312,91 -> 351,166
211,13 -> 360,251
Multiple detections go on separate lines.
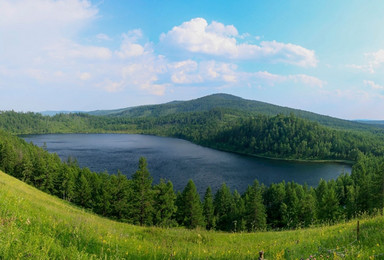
245,71 -> 325,88
47,39 -> 112,60
288,74 -> 325,88
169,60 -> 237,84
119,56 -> 168,95
364,80 -> 384,90
116,30 -> 150,59
169,60 -> 201,84
161,18 -> 317,67
0,1 -> 325,109
96,33 -> 112,41
0,0 -> 97,28
349,49 -> 384,73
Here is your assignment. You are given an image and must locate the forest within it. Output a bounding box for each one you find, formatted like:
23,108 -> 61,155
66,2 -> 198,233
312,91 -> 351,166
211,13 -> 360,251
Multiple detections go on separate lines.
1,109 -> 384,162
1,127 -> 384,232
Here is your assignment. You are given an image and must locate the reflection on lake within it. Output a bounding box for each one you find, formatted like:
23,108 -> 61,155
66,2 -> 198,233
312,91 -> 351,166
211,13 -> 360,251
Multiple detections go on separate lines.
22,134 -> 351,194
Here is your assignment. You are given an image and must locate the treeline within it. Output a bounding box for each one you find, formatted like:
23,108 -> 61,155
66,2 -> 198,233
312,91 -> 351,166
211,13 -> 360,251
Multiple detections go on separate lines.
1,129 -> 384,231
132,111 -> 384,161
1,110 -> 384,161
0,111 -> 139,134
209,114 -> 384,161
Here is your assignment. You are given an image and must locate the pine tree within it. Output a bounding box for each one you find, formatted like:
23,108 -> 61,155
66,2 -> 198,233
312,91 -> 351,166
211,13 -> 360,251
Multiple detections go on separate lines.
203,186 -> 215,230
178,179 -> 205,229
94,171 -> 113,217
131,157 -> 154,226
57,165 -> 75,201
284,182 -> 299,228
214,183 -> 234,231
110,172 -> 131,220
318,186 -> 340,223
264,182 -> 286,228
244,180 -> 266,231
75,172 -> 92,208
153,179 -> 177,227
345,185 -> 357,219
232,190 -> 246,232
299,189 -> 317,227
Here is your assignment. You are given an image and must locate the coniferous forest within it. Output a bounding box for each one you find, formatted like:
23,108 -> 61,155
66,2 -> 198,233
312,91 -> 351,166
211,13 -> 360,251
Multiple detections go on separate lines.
1,111 -> 384,231
1,95 -> 384,231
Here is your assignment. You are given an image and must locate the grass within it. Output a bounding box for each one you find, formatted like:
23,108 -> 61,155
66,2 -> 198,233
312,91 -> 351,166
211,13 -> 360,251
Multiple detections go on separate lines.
1,170 -> 384,259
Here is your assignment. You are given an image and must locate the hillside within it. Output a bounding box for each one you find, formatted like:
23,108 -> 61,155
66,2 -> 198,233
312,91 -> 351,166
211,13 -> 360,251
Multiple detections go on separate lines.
356,120 -> 384,128
1,170 -> 384,259
87,93 -> 377,131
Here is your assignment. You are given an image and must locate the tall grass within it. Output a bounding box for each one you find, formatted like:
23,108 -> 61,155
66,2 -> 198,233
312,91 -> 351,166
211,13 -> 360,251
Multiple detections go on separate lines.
1,170 -> 383,259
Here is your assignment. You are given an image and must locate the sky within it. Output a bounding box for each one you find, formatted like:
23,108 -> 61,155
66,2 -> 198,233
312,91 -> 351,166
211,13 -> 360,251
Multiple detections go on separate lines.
1,0 -> 384,119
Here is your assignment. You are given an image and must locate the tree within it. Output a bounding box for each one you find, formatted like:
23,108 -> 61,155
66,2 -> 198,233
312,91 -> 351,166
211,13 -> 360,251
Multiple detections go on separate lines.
232,190 -> 246,232
244,180 -> 266,231
214,183 -> 234,231
110,171 -> 131,220
153,179 -> 177,227
264,182 -> 286,228
317,184 -> 340,223
93,171 -> 113,217
131,157 -> 154,226
203,186 -> 215,230
345,185 -> 357,219
178,179 -> 205,229
57,164 -> 75,201
74,171 -> 92,208
284,182 -> 300,228
299,188 -> 317,227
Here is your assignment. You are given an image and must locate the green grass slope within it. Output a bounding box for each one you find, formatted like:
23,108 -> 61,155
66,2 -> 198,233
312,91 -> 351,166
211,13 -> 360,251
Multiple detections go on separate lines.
1,170 -> 384,259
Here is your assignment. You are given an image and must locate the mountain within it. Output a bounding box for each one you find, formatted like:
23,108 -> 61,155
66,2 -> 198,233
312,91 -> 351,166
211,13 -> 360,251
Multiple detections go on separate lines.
356,120 -> 384,128
1,169 -> 383,259
88,93 -> 377,131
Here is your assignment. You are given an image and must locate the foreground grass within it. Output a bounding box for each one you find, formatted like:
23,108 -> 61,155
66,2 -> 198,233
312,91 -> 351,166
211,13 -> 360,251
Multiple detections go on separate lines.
1,171 -> 384,259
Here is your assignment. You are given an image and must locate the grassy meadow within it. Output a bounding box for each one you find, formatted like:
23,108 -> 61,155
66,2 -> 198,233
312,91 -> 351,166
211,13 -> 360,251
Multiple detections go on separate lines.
1,170 -> 384,259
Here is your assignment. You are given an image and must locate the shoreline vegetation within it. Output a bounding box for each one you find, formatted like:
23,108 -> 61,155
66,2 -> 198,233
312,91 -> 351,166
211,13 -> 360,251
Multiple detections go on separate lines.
206,143 -> 355,165
1,94 -> 384,258
1,127 -> 383,232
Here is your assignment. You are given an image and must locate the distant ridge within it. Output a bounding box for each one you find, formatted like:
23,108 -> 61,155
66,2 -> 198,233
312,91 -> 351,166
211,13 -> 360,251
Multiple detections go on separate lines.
87,93 -> 374,131
40,110 -> 84,116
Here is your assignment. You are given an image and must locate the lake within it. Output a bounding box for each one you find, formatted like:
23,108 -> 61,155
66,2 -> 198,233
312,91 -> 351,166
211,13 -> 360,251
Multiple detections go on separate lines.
22,134 -> 351,194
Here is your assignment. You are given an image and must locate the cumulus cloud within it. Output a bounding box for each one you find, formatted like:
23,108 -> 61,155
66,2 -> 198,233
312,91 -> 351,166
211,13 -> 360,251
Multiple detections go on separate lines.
0,1 -> 324,109
116,30 -> 150,59
364,80 -> 384,90
161,18 -> 317,67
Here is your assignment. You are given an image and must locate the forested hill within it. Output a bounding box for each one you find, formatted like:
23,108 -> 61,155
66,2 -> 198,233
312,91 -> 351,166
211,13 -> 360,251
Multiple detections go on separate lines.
88,93 -> 376,131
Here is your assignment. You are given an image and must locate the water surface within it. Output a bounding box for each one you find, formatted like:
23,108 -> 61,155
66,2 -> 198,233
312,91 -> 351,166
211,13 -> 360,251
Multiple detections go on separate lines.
22,134 -> 351,194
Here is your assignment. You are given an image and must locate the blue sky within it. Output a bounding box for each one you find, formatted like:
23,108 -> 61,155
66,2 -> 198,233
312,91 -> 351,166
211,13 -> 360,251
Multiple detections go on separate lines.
1,0 -> 384,119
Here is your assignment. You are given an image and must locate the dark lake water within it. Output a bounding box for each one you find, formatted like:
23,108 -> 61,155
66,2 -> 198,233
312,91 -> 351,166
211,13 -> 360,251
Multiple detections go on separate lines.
22,134 -> 351,194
